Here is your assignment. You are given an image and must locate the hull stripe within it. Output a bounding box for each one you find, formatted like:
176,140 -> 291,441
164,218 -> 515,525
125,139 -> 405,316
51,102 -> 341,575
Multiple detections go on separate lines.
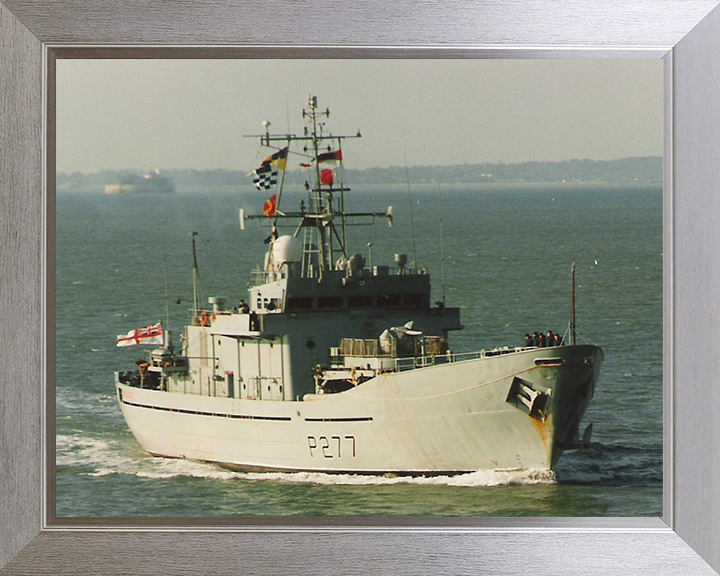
304,416 -> 373,422
120,398 -> 292,422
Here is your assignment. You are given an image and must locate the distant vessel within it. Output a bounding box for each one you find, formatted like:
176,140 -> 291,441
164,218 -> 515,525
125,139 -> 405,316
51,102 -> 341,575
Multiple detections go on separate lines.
114,96 -> 602,475
105,169 -> 175,194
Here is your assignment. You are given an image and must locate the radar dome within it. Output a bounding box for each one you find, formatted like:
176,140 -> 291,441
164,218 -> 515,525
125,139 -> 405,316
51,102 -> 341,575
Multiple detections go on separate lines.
272,235 -> 303,265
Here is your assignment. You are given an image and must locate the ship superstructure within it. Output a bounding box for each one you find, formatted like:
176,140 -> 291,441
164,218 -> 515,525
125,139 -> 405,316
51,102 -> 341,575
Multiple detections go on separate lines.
114,97 -> 602,474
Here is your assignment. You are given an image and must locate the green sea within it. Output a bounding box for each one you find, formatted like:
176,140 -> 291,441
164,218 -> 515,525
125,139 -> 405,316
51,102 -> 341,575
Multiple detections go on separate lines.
56,182 -> 662,517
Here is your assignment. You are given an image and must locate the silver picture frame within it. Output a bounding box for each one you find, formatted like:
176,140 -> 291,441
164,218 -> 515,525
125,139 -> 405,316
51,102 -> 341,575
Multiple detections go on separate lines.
2,1 -> 720,573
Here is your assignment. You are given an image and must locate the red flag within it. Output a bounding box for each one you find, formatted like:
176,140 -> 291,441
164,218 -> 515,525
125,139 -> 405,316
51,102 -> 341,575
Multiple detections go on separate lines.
320,168 -> 334,185
317,150 -> 343,163
263,194 -> 277,217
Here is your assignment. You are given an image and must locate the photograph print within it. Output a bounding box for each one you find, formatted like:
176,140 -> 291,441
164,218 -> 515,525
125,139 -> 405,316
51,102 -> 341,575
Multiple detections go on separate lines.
55,58 -> 662,517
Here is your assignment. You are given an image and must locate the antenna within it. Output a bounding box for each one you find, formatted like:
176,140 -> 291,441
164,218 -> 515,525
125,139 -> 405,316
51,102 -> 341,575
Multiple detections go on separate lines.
162,221 -> 171,331
190,231 -> 203,317
404,149 -> 418,268
571,263 -> 577,345
437,183 -> 446,305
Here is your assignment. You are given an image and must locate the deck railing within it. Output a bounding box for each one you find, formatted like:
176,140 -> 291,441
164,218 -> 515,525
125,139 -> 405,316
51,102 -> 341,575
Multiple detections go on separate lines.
391,346 -> 530,372
331,345 -> 535,373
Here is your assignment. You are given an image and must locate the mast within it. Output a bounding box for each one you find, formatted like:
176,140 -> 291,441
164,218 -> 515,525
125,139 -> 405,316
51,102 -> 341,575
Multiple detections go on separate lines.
404,149 -> 418,268
571,262 -> 577,345
437,183 -> 446,305
307,95 -> 332,272
243,96 -> 391,280
190,231 -> 203,315
338,141 -> 348,257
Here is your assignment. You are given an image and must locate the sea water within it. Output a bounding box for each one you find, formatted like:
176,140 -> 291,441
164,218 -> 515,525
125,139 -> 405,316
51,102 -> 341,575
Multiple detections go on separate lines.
56,183 -> 662,517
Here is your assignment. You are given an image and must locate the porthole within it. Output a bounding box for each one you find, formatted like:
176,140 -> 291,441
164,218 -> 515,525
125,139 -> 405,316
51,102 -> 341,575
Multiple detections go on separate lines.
306,340 -> 316,349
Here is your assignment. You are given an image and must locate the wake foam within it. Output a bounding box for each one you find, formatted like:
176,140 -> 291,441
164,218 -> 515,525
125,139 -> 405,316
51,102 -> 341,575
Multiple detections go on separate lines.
233,468 -> 556,487
56,434 -> 139,476
56,434 -> 555,486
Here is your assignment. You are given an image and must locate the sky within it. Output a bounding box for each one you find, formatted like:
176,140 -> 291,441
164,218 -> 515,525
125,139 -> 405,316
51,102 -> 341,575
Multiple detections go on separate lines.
56,59 -> 662,173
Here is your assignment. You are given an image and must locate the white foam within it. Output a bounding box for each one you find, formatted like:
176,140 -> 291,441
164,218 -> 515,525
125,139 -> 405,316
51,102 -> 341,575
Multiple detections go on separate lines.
135,459 -> 243,481
57,434 -> 112,452
234,468 -> 556,487
128,463 -> 556,486
57,434 -> 241,479
88,468 -> 119,478
56,433 -> 556,486
57,434 -> 135,472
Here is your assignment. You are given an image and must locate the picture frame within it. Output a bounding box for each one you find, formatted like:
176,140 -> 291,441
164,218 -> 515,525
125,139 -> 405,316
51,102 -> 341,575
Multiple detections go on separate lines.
2,1 -> 720,573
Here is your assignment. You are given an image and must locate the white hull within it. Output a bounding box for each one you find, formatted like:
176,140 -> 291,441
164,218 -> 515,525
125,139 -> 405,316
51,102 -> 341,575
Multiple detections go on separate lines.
116,345 -> 601,474
114,99 -> 603,476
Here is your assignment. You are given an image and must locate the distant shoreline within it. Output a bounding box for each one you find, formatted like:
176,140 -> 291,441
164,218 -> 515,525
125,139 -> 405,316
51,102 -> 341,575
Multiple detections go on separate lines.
57,181 -> 663,195
57,156 -> 662,193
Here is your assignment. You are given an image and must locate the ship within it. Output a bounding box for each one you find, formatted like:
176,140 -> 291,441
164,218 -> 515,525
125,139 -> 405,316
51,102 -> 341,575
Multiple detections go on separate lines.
114,96 -> 602,475
105,169 -> 175,194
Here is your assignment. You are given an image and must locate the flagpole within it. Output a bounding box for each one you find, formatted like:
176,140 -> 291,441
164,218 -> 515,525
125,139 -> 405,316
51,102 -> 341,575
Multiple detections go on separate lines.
437,182 -> 446,305
338,140 -> 348,256
404,149 -> 418,269
190,231 -> 202,320
309,97 -> 329,274
272,145 -> 290,230
571,262 -> 577,346
162,221 -> 171,334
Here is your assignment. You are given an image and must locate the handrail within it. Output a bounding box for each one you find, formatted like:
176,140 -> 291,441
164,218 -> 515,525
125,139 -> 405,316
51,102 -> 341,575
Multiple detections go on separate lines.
336,346 -> 535,373
249,265 -> 428,288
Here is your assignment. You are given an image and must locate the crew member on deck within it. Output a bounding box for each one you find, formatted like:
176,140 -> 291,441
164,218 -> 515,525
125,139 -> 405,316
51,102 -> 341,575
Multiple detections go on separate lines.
239,299 -> 250,314
546,331 -> 555,347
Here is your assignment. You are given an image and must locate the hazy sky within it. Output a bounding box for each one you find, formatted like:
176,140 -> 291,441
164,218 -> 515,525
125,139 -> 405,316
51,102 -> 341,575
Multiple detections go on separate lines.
56,59 -> 662,173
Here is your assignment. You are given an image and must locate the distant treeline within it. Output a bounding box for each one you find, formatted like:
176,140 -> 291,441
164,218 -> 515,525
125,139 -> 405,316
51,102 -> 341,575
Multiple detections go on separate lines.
351,157 -> 662,185
57,157 -> 662,192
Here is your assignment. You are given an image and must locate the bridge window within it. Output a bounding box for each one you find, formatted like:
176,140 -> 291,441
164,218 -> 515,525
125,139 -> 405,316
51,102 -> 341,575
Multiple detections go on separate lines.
404,293 -> 425,307
377,293 -> 402,307
348,295 -> 373,308
287,297 -> 313,310
317,296 -> 343,309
